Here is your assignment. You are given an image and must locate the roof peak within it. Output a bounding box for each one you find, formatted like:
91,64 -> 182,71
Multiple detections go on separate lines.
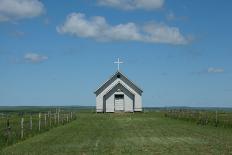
94,70 -> 143,94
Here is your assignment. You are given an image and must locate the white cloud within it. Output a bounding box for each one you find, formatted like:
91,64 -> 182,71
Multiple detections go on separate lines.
0,0 -> 45,22
207,67 -> 224,73
24,53 -> 48,63
57,13 -> 189,45
196,67 -> 225,75
165,11 -> 188,21
143,23 -> 188,44
98,0 -> 164,10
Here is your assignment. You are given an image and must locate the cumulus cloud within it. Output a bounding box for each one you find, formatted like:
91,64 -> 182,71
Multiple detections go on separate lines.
24,53 -> 48,63
98,0 -> 164,10
207,67 -> 224,73
57,13 -> 189,45
143,23 -> 188,44
0,0 -> 45,22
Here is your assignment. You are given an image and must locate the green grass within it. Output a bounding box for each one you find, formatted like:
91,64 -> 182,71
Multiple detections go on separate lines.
1,112 -> 232,155
0,111 -> 76,149
164,110 -> 232,128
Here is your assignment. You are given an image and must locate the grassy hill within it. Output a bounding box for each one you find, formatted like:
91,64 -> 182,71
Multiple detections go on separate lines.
1,112 -> 232,155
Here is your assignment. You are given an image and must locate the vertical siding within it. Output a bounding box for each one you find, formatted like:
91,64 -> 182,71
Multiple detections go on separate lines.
105,95 -> 114,112
96,95 -> 103,112
124,93 -> 134,112
134,95 -> 142,111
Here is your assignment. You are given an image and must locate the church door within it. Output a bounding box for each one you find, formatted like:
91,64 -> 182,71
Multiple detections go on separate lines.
114,94 -> 124,112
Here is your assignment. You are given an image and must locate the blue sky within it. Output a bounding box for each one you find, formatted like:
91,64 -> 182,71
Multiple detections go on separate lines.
0,0 -> 232,107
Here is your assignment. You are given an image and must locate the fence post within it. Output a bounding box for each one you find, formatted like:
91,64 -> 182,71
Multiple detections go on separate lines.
61,114 -> 64,125
44,113 -> 47,128
71,112 -> 73,120
7,117 -> 10,128
30,114 -> 33,130
58,111 -> 60,125
21,117 -> 24,139
6,117 -> 11,143
198,111 -> 201,124
54,113 -> 57,125
215,110 -> 218,126
205,113 -> 208,125
38,113 -> 41,131
49,111 -> 51,127
67,114 -> 69,123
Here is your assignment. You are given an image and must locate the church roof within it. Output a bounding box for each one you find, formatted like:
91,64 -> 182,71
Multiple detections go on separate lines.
94,71 -> 143,95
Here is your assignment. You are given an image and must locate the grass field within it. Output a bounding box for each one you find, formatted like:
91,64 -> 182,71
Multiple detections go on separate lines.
0,107 -> 77,149
1,111 -> 232,155
164,109 -> 232,128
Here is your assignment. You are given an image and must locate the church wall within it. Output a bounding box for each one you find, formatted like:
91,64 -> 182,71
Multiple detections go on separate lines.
118,84 -> 134,112
104,84 -> 134,112
103,92 -> 134,112
134,95 -> 142,111
124,92 -> 134,112
96,78 -> 121,112
105,93 -> 115,112
96,95 -> 103,112
96,76 -> 142,113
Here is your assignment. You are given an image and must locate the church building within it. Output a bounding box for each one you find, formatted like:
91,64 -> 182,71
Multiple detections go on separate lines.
94,58 -> 143,113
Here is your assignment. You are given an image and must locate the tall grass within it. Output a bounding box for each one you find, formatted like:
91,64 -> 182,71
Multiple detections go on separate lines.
164,109 -> 232,128
0,110 -> 76,149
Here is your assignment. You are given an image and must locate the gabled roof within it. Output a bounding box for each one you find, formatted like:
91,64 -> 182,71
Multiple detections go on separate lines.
94,71 -> 143,95
104,81 -> 136,97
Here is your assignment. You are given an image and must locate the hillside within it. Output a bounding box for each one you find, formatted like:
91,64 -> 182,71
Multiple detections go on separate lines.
1,112 -> 232,155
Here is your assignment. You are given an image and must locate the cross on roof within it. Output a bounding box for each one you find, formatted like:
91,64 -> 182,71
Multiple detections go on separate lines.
114,58 -> 123,71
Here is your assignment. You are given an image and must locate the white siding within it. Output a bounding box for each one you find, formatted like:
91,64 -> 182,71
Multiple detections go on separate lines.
124,93 -> 134,112
134,95 -> 142,111
96,95 -> 103,112
95,72 -> 142,113
105,95 -> 114,112
104,91 -> 134,112
114,97 -> 124,111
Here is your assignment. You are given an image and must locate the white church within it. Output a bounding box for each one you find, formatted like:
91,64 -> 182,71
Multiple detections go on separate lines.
94,58 -> 143,113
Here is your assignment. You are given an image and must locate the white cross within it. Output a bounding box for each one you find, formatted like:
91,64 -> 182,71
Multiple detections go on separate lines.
114,58 -> 123,71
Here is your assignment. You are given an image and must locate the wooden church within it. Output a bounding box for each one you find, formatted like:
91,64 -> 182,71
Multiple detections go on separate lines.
94,59 -> 143,113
